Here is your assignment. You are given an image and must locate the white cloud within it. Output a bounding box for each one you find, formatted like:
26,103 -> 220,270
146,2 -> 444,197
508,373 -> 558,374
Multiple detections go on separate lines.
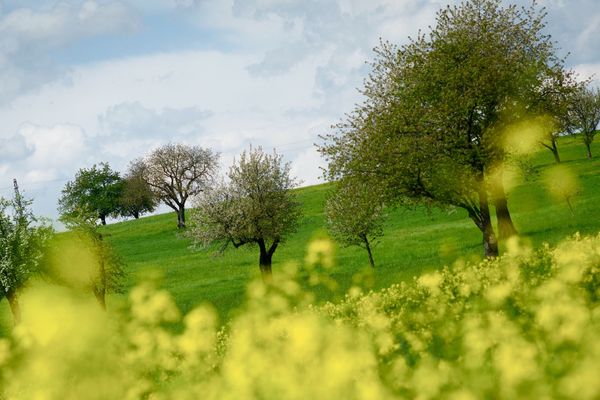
98,101 -> 212,138
575,15 -> 600,58
18,123 -> 88,172
0,123 -> 90,218
0,0 -> 139,104
0,47 -> 330,220
290,147 -> 325,187
0,49 -> 322,140
0,132 -> 32,161
0,0 -> 599,221
573,63 -> 600,87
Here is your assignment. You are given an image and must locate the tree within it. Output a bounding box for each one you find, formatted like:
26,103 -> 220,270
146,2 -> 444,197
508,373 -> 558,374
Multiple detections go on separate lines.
0,180 -> 53,325
320,0 -> 572,257
120,161 -> 158,219
189,147 -> 301,281
325,179 -> 385,268
58,162 -> 124,225
48,207 -> 125,310
539,76 -> 587,164
139,143 -> 219,229
568,86 -> 600,159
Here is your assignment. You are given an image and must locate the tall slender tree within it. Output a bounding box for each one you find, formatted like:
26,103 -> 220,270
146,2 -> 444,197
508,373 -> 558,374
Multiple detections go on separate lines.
50,207 -> 125,310
325,179 -> 385,268
0,180 -> 53,325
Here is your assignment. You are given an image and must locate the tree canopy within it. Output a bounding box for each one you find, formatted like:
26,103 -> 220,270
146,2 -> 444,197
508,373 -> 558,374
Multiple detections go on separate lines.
120,161 -> 158,219
320,0 -> 575,257
138,144 -> 219,229
58,162 -> 124,225
568,86 -> 600,159
325,179 -> 385,268
189,147 -> 301,280
0,180 -> 53,324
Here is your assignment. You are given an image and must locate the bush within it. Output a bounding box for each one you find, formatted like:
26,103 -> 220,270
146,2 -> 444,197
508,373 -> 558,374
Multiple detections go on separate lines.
0,233 -> 599,399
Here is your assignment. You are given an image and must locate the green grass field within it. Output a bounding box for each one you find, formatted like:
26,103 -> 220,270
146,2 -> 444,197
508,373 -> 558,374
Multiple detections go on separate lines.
1,136 -> 599,331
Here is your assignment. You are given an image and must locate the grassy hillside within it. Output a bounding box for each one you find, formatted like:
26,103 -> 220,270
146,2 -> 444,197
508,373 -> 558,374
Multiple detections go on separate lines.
103,136 -> 600,319
1,136 -> 599,330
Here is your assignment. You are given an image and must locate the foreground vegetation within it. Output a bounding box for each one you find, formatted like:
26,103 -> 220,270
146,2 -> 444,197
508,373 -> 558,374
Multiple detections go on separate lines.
0,231 -> 599,399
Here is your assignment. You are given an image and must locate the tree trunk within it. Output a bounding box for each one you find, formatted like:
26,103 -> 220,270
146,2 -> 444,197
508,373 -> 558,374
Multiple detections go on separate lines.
93,287 -> 106,311
100,214 -> 107,225
493,184 -> 518,240
468,187 -> 499,259
133,210 -> 140,219
585,141 -> 593,159
95,234 -> 107,311
551,138 -> 561,163
362,235 -> 375,268
258,239 -> 273,283
491,170 -> 518,239
177,205 -> 186,229
6,289 -> 21,325
495,196 -> 518,239
479,188 -> 499,258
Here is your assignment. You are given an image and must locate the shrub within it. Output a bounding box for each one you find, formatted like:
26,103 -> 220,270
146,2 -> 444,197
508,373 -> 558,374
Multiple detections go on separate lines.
1,233 -> 599,399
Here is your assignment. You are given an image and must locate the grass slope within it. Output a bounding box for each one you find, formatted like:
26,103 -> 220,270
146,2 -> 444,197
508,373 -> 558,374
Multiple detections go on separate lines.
1,136 -> 599,329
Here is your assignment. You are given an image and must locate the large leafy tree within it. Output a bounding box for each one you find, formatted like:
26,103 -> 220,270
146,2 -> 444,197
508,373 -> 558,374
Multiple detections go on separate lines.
320,0 -> 574,257
325,179 -> 385,268
0,180 -> 53,325
58,162 -> 124,225
189,147 -> 301,280
138,143 -> 219,229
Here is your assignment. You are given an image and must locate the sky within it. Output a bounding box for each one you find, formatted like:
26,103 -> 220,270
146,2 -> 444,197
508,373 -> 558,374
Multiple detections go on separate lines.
0,0 -> 599,222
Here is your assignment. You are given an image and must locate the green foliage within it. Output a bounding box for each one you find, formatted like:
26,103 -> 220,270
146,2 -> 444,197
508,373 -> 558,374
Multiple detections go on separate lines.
567,86 -> 600,158
321,234 -> 600,399
58,162 -> 124,225
0,233 -> 599,399
120,162 -> 158,219
325,179 -> 385,267
0,186 -> 53,299
50,207 -> 125,308
23,137 -> 593,324
319,0 -> 577,256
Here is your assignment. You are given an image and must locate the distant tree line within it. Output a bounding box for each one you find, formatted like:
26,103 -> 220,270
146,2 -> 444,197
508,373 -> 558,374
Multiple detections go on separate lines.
58,162 -> 157,226
57,144 -> 301,281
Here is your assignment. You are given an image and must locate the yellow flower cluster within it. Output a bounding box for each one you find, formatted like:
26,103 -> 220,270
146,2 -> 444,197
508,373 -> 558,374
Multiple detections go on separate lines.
0,233 -> 598,399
